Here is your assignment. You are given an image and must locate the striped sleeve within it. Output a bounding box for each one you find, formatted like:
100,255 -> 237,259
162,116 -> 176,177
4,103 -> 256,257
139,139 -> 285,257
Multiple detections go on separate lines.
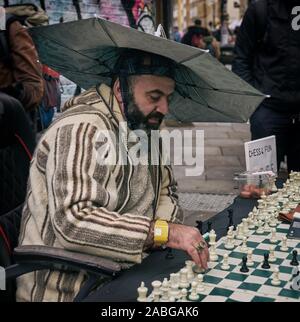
155,165 -> 184,224
47,120 -> 151,264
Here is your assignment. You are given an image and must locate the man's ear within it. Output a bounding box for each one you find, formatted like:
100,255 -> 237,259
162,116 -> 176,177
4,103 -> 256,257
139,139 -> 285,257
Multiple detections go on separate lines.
113,78 -> 122,103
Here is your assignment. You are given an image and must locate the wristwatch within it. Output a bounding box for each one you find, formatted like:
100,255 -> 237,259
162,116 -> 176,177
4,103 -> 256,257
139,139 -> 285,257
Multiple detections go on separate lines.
154,219 -> 169,246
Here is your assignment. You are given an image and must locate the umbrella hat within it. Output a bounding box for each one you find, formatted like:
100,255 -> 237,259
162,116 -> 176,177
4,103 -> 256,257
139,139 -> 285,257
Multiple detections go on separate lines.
30,17 -> 265,122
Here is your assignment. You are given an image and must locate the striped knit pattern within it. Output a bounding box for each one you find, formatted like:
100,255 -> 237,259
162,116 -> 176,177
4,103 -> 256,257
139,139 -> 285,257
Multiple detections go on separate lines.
16,84 -> 183,302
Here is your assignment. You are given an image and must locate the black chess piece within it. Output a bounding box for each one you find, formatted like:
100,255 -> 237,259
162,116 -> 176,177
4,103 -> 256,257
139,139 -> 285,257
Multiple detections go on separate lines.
165,248 -> 174,260
290,250 -> 299,266
226,209 -> 236,231
196,220 -> 203,234
240,256 -> 249,273
207,221 -> 212,233
262,253 -> 271,269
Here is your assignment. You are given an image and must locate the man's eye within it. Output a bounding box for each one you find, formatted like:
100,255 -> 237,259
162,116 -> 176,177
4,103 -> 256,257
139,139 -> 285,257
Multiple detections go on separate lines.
150,95 -> 160,102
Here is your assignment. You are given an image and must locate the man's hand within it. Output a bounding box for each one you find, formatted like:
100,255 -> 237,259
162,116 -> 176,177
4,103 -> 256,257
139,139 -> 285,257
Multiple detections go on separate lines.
166,223 -> 209,270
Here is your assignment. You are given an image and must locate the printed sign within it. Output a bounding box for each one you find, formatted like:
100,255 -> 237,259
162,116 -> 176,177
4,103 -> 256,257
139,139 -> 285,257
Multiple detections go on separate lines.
244,136 -> 277,173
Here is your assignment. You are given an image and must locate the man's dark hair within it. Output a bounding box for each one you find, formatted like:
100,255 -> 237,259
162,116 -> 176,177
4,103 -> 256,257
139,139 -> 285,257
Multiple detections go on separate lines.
194,19 -> 202,26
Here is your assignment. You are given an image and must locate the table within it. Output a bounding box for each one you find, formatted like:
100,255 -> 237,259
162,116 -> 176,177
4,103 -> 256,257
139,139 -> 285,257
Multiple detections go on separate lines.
84,197 -> 259,302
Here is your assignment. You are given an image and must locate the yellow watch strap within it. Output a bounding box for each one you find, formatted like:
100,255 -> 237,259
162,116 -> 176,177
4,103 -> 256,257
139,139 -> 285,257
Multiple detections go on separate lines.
154,220 -> 169,245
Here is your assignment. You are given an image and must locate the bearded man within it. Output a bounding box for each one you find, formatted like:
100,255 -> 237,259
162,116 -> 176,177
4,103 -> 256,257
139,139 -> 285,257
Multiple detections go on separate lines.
16,50 -> 209,302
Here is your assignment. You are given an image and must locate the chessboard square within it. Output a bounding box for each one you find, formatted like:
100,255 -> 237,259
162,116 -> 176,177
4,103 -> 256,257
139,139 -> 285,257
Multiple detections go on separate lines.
252,296 -> 276,302
238,282 -> 261,292
229,291 -> 255,302
209,287 -> 234,298
265,279 -> 286,288
279,265 -> 293,275
206,269 -> 230,279
275,251 -> 291,259
197,294 -> 207,301
247,241 -> 260,248
229,251 -> 245,260
252,269 -> 273,278
249,234 -> 267,242
262,239 -> 280,245
277,228 -> 289,234
258,285 -> 281,296
296,242 -> 300,248
204,275 -> 223,285
218,278 -> 242,289
281,259 -> 294,267
243,275 -> 268,285
255,243 -> 273,251
275,246 -> 293,253
278,288 -> 300,300
201,295 -> 227,302
253,248 -> 268,256
228,257 -> 243,266
232,265 -> 255,275
226,272 -> 249,282
214,263 -> 235,272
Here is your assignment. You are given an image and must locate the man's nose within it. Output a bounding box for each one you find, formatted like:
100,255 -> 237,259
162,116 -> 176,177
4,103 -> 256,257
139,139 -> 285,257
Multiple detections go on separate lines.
157,97 -> 169,115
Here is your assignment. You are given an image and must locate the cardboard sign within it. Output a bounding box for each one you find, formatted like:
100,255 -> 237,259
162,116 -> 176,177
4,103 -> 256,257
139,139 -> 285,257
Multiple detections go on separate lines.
244,135 -> 277,173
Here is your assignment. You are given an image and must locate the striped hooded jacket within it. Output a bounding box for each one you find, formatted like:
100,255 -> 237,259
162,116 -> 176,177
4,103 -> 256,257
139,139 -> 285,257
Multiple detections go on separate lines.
16,84 -> 183,302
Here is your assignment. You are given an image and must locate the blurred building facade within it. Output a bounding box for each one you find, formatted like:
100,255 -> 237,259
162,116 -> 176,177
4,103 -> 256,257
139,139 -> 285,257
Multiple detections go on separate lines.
173,0 -> 249,31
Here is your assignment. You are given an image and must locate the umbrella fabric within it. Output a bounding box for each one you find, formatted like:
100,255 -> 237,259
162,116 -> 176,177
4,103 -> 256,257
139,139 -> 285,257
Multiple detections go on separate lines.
30,18 -> 265,123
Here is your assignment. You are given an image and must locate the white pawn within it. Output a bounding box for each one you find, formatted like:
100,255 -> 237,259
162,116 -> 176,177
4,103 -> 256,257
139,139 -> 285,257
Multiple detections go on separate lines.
271,267 -> 281,286
236,224 -> 244,240
188,281 -> 199,301
196,274 -> 205,293
169,273 -> 180,300
225,231 -> 235,250
264,220 -> 271,233
179,288 -> 188,302
247,249 -> 254,267
137,282 -> 148,302
209,243 -> 219,261
179,268 -> 190,289
160,278 -> 169,302
256,220 -> 265,234
269,246 -> 276,263
185,260 -> 195,282
221,253 -> 230,270
151,280 -> 161,302
280,236 -> 288,251
242,218 -> 249,235
239,236 -> 248,253
270,228 -> 277,243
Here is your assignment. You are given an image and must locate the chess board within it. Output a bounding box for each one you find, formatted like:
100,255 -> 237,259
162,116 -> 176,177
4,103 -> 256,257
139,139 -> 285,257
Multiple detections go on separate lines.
145,222 -> 300,302
190,222 -> 300,302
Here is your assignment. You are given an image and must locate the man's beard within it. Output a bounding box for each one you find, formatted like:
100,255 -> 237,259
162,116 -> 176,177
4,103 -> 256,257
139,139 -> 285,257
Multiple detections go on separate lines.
126,93 -> 165,132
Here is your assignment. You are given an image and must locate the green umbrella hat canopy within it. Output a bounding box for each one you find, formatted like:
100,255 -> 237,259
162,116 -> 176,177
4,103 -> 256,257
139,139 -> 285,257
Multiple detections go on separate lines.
30,17 -> 265,122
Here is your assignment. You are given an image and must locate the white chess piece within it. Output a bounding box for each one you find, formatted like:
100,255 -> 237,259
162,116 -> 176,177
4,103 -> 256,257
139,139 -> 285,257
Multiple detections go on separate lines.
239,236 -> 248,253
169,273 -> 180,300
271,267 -> 281,286
179,268 -> 190,288
179,288 -> 188,302
247,249 -> 254,267
221,253 -> 230,270
137,282 -> 148,302
151,280 -> 161,302
160,278 -> 170,302
225,230 -> 235,250
185,260 -> 195,282
236,224 -> 244,240
209,229 -> 219,261
196,274 -> 205,293
256,220 -> 265,234
188,281 -> 199,301
280,236 -> 288,251
269,246 -> 276,263
242,218 -> 249,236
270,228 -> 277,243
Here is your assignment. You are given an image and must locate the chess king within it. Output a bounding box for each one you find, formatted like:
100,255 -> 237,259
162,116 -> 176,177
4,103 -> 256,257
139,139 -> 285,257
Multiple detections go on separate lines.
16,50 -> 209,302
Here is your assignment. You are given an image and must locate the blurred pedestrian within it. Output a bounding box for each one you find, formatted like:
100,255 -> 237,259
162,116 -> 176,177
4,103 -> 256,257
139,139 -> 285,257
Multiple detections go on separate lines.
232,0 -> 300,172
